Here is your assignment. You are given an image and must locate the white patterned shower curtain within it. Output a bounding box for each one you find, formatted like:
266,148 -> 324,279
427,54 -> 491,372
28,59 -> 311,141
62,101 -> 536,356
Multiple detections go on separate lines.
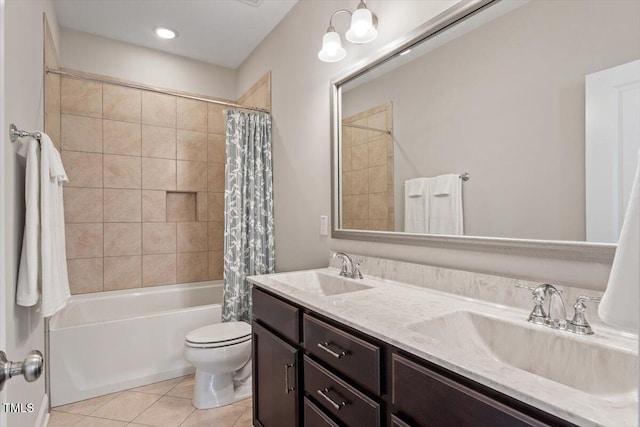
222,110 -> 275,322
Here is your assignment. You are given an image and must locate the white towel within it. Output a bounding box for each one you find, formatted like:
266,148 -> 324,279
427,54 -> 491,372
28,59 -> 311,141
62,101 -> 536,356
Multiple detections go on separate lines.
598,154 -> 640,332
16,138 -> 40,307
16,134 -> 71,317
429,174 -> 463,235
404,178 -> 430,233
434,174 -> 455,196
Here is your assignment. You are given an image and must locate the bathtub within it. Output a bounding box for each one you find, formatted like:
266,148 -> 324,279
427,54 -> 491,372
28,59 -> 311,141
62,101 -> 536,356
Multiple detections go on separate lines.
49,281 -> 223,407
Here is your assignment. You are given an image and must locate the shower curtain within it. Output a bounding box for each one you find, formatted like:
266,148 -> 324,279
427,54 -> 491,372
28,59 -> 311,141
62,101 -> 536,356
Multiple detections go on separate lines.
222,110 -> 275,322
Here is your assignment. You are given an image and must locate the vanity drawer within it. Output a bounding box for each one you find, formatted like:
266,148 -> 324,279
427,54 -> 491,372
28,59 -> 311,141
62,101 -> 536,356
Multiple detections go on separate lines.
303,314 -> 381,394
392,354 -> 549,427
252,288 -> 299,343
304,355 -> 381,427
304,397 -> 340,427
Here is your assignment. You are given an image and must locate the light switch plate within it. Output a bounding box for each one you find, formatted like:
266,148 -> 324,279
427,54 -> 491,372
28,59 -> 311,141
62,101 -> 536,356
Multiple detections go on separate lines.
320,215 -> 328,236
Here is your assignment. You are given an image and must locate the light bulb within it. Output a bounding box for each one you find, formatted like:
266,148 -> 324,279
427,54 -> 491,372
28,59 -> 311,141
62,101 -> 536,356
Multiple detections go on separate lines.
318,31 -> 346,62
345,8 -> 377,44
154,27 -> 178,39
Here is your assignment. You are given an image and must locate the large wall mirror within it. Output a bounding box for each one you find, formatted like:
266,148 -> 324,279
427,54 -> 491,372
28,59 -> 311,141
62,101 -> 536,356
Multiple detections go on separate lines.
331,0 -> 640,261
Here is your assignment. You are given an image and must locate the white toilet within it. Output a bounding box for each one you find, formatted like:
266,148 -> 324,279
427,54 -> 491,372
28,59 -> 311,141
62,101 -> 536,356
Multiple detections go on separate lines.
183,321 -> 252,409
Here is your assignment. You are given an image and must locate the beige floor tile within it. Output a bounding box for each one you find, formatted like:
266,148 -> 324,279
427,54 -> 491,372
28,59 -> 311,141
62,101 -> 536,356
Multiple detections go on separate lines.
130,377 -> 183,395
74,417 -> 128,427
91,391 -> 160,422
131,396 -> 195,427
165,375 -> 194,399
54,392 -> 121,416
180,404 -> 245,427
232,398 -> 252,408
48,410 -> 85,426
233,408 -> 253,427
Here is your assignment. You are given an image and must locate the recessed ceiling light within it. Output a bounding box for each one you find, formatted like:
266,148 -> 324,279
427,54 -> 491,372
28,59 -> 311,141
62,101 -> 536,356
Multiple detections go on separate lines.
154,27 -> 178,40
400,49 -> 412,56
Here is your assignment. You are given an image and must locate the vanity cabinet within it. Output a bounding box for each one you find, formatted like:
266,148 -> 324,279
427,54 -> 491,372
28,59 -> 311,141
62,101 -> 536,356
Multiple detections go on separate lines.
251,287 -> 576,427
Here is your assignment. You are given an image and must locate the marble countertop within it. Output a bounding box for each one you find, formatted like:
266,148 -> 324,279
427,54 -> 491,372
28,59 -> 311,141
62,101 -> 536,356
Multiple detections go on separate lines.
248,267 -> 638,427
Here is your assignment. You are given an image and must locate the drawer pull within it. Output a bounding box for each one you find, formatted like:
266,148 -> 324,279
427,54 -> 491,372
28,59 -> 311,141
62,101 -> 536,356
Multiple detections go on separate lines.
284,363 -> 295,394
317,388 -> 347,411
317,342 -> 347,359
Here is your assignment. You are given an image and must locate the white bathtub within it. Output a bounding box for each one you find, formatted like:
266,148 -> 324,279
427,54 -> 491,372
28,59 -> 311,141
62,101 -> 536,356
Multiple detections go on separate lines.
49,281 -> 223,407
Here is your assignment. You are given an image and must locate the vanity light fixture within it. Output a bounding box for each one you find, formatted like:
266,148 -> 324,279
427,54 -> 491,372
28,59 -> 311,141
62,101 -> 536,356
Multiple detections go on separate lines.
154,26 -> 178,40
318,0 -> 378,63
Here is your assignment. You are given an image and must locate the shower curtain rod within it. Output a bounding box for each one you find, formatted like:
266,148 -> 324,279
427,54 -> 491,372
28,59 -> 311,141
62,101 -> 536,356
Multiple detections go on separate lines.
45,68 -> 271,114
342,122 -> 392,135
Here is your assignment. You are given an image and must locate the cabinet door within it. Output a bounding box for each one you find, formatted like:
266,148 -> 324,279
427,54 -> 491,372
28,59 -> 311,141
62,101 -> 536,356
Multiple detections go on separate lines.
253,321 -> 299,427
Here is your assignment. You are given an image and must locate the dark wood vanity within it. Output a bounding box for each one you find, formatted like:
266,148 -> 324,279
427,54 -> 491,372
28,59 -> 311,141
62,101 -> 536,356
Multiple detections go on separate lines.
251,287 -> 577,427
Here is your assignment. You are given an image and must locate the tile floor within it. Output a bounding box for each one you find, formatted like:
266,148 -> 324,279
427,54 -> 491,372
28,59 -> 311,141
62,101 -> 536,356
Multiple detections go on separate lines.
48,374 -> 252,427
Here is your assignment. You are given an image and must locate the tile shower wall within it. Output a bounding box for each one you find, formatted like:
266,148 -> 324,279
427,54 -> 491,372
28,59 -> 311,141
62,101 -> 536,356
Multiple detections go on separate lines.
342,103 -> 394,231
58,76 -> 229,294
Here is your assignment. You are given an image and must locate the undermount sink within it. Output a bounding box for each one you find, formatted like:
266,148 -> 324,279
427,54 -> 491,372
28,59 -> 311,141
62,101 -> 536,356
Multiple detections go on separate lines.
270,271 -> 373,296
408,311 -> 638,399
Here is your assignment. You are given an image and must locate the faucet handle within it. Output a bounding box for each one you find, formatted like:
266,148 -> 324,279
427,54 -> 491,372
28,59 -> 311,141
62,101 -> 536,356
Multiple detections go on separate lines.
567,295 -> 601,335
515,284 -> 548,325
515,283 -> 537,292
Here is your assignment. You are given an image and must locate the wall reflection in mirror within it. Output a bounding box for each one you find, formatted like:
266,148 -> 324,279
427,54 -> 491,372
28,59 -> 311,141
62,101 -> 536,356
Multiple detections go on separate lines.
338,0 -> 640,243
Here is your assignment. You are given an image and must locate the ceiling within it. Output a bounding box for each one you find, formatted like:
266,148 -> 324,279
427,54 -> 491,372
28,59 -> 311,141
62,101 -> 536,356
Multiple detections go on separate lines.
53,0 -> 298,69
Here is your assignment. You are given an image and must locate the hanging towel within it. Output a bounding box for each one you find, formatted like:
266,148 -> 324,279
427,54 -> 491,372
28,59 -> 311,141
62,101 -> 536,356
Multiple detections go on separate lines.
404,178 -> 430,233
17,134 -> 71,317
598,153 -> 640,332
429,174 -> 463,235
16,138 -> 40,307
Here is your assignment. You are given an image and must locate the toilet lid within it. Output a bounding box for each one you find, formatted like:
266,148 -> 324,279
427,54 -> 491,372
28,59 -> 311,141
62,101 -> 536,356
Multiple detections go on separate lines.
186,322 -> 251,348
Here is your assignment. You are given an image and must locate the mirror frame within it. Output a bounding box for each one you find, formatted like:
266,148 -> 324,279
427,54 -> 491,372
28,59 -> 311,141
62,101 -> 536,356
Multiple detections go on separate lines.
330,0 -> 616,263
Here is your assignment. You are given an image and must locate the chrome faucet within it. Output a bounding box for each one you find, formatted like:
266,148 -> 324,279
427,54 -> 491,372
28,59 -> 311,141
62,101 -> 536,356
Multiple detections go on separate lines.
516,284 -> 601,335
332,252 -> 366,279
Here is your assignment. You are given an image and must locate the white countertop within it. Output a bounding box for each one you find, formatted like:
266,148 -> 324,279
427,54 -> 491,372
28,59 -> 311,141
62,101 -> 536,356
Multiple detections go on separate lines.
248,267 -> 638,427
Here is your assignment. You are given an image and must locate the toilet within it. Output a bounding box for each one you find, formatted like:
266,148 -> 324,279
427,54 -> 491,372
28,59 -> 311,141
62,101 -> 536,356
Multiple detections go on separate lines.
183,321 -> 252,409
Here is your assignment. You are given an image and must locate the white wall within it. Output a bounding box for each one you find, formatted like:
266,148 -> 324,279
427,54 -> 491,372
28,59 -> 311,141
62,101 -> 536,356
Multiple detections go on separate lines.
3,1 -> 59,425
236,0 -> 613,290
59,28 -> 237,100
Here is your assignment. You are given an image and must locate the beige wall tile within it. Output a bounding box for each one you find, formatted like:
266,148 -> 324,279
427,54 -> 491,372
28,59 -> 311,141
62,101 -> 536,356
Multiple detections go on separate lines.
67,258 -> 103,294
207,162 -> 225,192
343,171 -> 353,197
177,160 -> 207,192
351,119 -> 367,144
177,222 -> 208,253
351,144 -> 368,170
352,220 -> 368,229
197,192 -> 208,221
369,193 -> 388,219
45,112 -> 61,149
61,114 -> 102,152
351,169 -> 368,195
142,190 -> 166,222
344,194 -> 368,220
177,98 -> 207,132
104,189 -> 141,222
368,111 -> 388,139
342,145 -> 352,172
66,223 -> 103,259
104,256 -> 142,291
208,251 -> 223,280
207,104 -> 225,134
104,154 -> 141,189
142,92 -> 176,127
103,120 -> 141,156
369,165 -> 387,193
368,219 -> 388,231
141,125 -> 176,159
368,139 -> 387,167
208,192 -> 224,221
177,252 -> 208,283
142,157 -> 176,191
103,84 -> 141,122
45,73 -> 61,114
207,133 -> 225,163
143,254 -> 176,287
208,221 -> 224,251
61,77 -> 102,118
64,187 -> 103,223
167,192 -> 196,222
143,222 -> 176,254
62,151 -> 103,188
177,130 -> 207,161
104,223 -> 142,256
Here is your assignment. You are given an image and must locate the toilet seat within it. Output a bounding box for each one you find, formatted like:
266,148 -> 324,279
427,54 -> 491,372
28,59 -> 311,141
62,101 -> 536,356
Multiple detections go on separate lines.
185,322 -> 251,349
